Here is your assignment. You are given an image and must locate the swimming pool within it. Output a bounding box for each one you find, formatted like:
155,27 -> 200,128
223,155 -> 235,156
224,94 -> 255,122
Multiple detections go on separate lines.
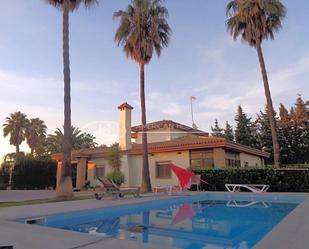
23,194 -> 304,249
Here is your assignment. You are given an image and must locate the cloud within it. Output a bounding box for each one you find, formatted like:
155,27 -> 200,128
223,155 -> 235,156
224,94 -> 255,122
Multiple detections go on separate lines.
146,92 -> 185,116
194,53 -> 309,129
0,69 -> 124,156
0,51 -> 308,157
137,53 -> 309,132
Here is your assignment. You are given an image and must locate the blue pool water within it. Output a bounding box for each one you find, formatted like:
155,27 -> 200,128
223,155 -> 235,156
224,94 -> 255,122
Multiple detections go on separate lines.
23,194 -> 303,249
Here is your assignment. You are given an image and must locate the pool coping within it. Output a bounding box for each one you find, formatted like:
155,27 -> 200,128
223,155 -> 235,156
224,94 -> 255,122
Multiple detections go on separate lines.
0,191 -> 308,249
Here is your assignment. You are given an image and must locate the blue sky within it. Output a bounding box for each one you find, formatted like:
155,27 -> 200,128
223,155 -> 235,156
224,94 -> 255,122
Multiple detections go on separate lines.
0,0 -> 308,156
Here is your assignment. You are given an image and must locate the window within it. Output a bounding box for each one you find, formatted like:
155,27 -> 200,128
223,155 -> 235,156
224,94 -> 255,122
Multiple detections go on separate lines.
95,166 -> 105,178
226,159 -> 241,167
225,150 -> 241,168
156,161 -> 172,179
190,150 -> 214,169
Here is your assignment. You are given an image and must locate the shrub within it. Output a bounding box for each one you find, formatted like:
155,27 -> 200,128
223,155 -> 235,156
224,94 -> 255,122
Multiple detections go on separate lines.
106,170 -> 125,186
0,163 -> 10,189
193,168 -> 309,192
12,157 -> 57,190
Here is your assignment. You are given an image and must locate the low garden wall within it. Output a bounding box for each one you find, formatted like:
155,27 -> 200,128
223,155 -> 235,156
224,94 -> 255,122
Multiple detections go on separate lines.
193,168 -> 309,192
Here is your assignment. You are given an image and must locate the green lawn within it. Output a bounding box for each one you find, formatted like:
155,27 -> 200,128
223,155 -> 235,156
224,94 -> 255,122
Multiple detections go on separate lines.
0,195 -> 94,208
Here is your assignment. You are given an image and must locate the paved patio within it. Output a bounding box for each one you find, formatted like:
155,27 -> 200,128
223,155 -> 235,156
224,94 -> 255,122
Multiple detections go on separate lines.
0,190 -> 93,202
0,191 -> 308,249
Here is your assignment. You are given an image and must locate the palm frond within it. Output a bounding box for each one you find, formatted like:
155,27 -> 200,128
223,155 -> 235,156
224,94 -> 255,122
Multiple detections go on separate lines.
113,0 -> 171,64
226,0 -> 286,47
44,0 -> 97,12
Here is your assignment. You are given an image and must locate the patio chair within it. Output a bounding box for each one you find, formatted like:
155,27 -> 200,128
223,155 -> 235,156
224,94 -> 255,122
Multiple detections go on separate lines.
189,174 -> 201,191
94,177 -> 140,200
153,185 -> 180,195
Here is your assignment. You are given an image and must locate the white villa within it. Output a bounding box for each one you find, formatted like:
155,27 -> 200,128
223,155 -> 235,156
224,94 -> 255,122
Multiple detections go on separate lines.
52,103 -> 270,190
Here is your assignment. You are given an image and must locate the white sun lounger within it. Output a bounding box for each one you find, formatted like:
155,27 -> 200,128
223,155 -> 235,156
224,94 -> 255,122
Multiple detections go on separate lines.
225,184 -> 270,193
226,200 -> 271,208
153,185 -> 180,195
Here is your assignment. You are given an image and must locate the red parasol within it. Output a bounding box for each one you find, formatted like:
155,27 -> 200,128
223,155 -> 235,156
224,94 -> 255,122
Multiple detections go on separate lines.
171,204 -> 196,225
170,163 -> 209,191
170,164 -> 195,191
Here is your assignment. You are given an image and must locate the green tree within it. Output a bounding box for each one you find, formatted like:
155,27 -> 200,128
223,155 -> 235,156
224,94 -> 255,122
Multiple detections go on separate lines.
46,126 -> 97,154
3,112 -> 29,154
235,106 -> 255,147
278,103 -> 293,164
0,153 -> 16,187
290,96 -> 309,163
211,119 -> 224,137
114,0 -> 171,192
223,121 -> 234,141
105,143 -> 125,186
226,0 -> 286,167
105,143 -> 122,172
26,118 -> 47,156
45,0 -> 98,198
255,106 -> 274,164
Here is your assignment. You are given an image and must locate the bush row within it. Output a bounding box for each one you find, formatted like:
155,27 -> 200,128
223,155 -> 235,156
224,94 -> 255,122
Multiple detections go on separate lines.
12,158 -> 57,190
0,165 -> 10,190
193,168 -> 309,192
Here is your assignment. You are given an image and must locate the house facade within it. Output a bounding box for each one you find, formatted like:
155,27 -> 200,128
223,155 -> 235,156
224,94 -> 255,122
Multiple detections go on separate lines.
52,103 -> 270,189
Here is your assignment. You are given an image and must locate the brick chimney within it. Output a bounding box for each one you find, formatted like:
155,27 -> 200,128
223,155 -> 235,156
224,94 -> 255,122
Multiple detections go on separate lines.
118,102 -> 133,150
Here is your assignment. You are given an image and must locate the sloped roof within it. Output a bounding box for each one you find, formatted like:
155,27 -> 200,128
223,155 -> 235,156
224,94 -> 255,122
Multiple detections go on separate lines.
131,120 -> 209,136
52,136 -> 270,161
118,102 -> 133,110
51,147 -> 109,161
128,136 -> 270,158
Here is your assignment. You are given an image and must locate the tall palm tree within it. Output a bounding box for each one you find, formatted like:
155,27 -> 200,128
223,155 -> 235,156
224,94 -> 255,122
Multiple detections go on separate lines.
3,112 -> 29,154
45,0 -> 98,197
26,118 -> 47,155
114,0 -> 171,192
226,0 -> 286,167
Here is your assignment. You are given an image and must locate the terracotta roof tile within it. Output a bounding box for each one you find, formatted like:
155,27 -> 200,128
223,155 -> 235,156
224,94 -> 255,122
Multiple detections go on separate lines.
131,120 -> 209,136
118,102 -> 133,110
52,136 -> 270,161
127,136 -> 270,158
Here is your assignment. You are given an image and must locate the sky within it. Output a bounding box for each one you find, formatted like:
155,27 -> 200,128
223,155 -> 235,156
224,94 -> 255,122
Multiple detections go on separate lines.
0,0 -> 308,157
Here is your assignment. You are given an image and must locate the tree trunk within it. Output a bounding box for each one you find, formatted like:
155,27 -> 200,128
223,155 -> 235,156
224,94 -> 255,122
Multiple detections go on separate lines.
30,148 -> 34,156
16,145 -> 19,154
56,1 -> 73,198
139,62 -> 152,193
256,42 -> 280,167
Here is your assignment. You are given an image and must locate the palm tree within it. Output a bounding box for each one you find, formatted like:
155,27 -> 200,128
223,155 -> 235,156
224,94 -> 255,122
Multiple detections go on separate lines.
226,0 -> 286,167
26,118 -> 47,155
3,112 -> 29,154
114,0 -> 171,192
47,126 -> 97,154
45,0 -> 97,197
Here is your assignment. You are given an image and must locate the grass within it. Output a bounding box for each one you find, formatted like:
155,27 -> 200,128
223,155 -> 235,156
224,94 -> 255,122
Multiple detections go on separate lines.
0,194 -> 94,208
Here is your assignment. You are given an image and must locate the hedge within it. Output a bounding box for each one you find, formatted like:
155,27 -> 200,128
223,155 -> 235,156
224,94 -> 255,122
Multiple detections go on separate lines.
0,165 -> 10,190
12,158 -> 57,190
193,168 -> 309,192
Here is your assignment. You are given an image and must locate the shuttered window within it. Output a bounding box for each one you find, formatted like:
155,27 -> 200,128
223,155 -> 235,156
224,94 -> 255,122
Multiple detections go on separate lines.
156,161 -> 172,179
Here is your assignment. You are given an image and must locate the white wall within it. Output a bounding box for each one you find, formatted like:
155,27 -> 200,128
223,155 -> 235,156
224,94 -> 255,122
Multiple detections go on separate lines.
134,127 -> 200,144
240,153 -> 263,168
128,151 -> 190,188
134,127 -> 172,144
87,158 -> 111,187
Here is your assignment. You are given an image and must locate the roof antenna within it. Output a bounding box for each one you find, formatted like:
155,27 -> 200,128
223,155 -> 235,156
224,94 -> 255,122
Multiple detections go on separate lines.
190,96 -> 198,129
